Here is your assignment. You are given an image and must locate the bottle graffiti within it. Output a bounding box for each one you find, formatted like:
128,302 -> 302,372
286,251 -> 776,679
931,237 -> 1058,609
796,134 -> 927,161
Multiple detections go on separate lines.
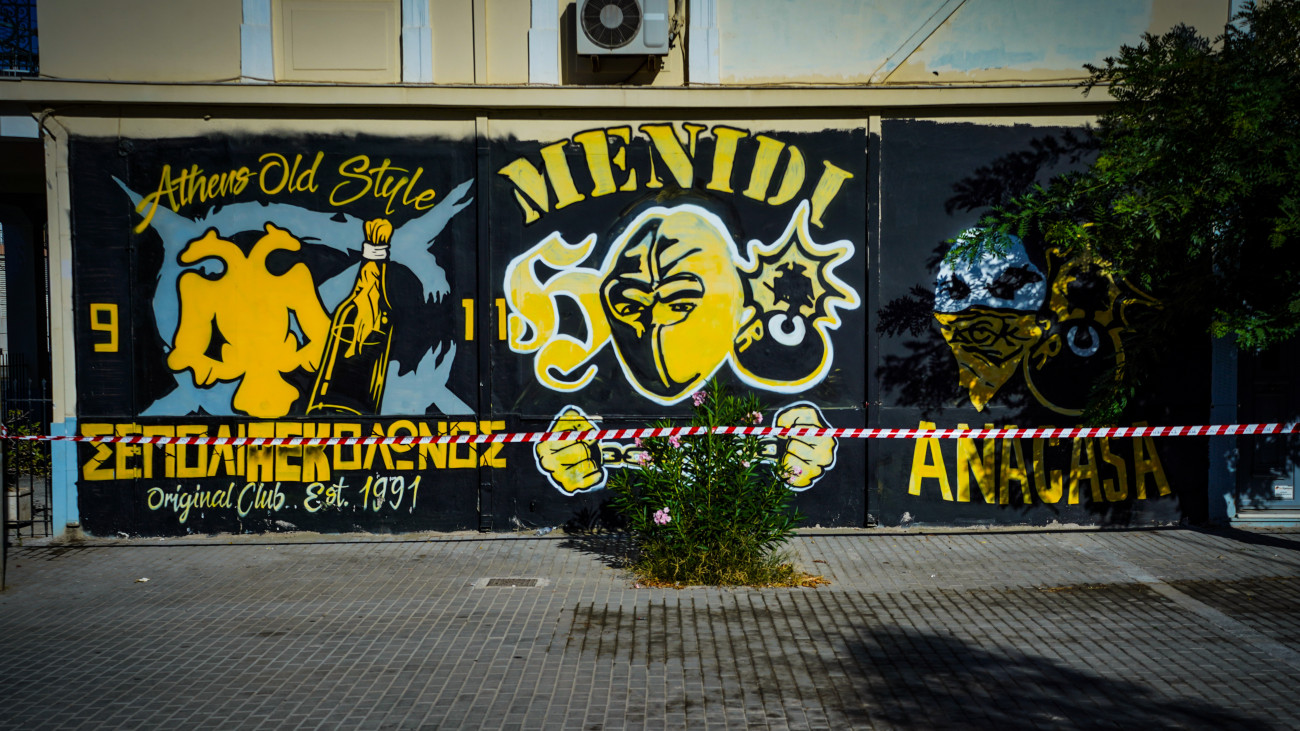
307,218 -> 395,415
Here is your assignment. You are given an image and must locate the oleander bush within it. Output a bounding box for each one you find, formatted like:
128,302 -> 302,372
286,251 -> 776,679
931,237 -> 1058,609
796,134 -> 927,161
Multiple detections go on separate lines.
609,385 -> 810,586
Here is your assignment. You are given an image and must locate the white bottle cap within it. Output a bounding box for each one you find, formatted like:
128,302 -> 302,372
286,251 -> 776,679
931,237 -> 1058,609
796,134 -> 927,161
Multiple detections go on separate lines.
362,242 -> 390,261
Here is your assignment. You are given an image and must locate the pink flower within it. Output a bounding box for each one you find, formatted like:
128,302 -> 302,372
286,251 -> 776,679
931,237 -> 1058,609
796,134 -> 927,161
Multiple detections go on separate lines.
741,460 -> 750,468
634,437 -> 643,447
653,508 -> 672,525
668,435 -> 681,448
750,411 -> 763,424
691,391 -> 707,407
635,451 -> 652,466
788,464 -> 804,477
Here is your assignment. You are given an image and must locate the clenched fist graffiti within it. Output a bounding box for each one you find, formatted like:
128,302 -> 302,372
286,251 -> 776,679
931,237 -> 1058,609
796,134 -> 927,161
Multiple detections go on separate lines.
533,402 -> 839,495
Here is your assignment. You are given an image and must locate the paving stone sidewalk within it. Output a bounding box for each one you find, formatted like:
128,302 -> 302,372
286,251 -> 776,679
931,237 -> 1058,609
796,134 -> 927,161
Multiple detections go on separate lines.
2,526 -> 1300,730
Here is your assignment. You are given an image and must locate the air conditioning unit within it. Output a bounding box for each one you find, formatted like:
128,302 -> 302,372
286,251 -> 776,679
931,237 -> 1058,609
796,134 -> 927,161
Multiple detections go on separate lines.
576,0 -> 670,55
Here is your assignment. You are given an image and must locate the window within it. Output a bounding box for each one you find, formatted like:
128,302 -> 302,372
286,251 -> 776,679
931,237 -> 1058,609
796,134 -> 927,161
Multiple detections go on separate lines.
0,0 -> 38,77
275,0 -> 399,82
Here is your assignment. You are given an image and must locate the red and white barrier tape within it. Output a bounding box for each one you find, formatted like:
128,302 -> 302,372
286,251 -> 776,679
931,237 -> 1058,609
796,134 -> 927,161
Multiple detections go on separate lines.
0,422 -> 1295,447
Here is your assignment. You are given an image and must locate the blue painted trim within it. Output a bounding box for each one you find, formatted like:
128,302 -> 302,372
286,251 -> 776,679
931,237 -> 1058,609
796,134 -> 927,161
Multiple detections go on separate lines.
688,0 -> 719,84
241,0 -> 274,81
528,0 -> 559,85
0,115 -> 39,138
402,0 -> 433,83
1229,0 -> 1252,24
1230,513 -> 1300,527
50,419 -> 79,532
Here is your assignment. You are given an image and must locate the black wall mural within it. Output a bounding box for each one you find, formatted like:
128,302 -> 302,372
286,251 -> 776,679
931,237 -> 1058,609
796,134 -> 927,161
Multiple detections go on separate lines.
64,119 -> 1208,536
71,133 -> 482,534
487,123 -> 869,530
869,120 -> 1209,527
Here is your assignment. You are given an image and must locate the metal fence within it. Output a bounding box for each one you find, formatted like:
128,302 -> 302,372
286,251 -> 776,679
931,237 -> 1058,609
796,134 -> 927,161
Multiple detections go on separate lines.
1,0 -> 38,77
3,361 -> 52,541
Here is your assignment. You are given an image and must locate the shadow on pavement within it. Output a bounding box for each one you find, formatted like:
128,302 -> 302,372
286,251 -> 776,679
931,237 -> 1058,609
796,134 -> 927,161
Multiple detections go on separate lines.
1195,526 -> 1300,553
562,594 -> 1271,729
839,626 -> 1269,730
558,532 -> 635,570
800,526 -> 1186,539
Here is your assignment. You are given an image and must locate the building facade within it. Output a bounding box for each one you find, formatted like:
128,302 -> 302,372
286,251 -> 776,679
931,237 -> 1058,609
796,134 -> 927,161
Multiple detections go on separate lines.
5,0 -> 1285,538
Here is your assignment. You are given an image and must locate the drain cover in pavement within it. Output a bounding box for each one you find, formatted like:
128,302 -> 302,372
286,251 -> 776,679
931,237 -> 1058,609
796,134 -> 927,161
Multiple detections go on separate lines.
474,577 -> 549,588
487,578 -> 538,587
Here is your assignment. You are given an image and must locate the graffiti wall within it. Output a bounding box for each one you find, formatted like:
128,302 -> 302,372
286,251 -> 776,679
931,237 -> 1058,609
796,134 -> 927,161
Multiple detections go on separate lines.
64,117 -> 1207,535
70,131 -> 484,534
869,120 -> 1209,526
487,121 -> 868,529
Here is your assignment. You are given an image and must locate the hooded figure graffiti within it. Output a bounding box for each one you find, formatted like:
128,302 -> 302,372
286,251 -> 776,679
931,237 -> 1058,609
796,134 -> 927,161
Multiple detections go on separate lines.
506,199 -> 858,495
505,200 -> 859,405
934,232 -> 1157,415
600,210 -> 745,401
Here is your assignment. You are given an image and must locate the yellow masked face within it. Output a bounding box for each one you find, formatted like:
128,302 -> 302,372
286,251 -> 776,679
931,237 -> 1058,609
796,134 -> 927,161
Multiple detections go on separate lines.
932,232 -> 1048,411
934,308 -> 1044,411
601,209 -> 742,401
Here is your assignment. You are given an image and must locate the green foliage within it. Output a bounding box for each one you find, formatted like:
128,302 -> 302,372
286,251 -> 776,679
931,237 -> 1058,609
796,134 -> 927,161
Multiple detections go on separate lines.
4,410 -> 50,477
608,385 -> 805,586
949,0 -> 1300,421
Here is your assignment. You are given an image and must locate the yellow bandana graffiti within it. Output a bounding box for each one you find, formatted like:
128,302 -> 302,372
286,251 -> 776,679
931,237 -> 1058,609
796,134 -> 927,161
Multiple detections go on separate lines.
505,202 -> 858,404
935,235 -> 1158,415
907,420 -> 1170,505
934,309 -> 1043,411
168,224 -> 331,418
532,402 -> 838,494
